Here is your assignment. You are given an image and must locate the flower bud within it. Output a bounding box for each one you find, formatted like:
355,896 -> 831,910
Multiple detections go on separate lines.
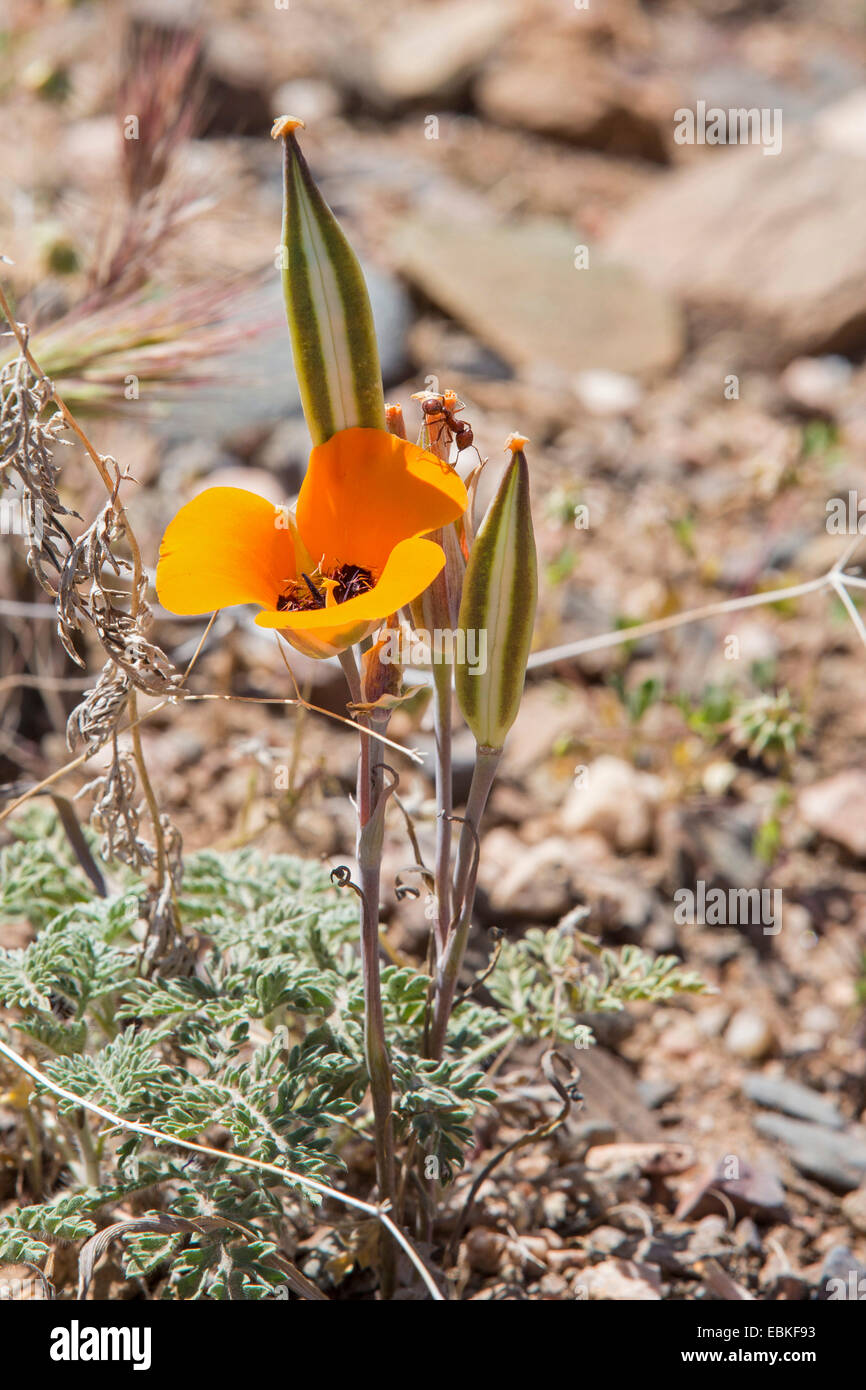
358,621 -> 403,710
272,115 -> 385,445
455,435 -> 537,750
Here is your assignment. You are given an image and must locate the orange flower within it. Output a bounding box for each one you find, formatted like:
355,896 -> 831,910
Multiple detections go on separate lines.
156,427 -> 468,659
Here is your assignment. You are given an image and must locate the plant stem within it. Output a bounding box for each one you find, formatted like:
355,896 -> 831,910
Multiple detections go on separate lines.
429,745 -> 501,1058
414,400 -> 462,965
342,647 -> 397,1295
431,658 -> 453,959
24,1110 -> 43,1199
358,714 -> 397,1297
76,1111 -> 101,1188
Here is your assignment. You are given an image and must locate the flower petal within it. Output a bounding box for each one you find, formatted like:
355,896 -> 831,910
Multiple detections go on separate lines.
255,536 -> 446,645
156,488 -> 296,615
297,428 -> 467,572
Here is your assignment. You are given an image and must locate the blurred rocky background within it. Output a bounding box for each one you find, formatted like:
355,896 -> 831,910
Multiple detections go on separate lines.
2,0 -> 866,1299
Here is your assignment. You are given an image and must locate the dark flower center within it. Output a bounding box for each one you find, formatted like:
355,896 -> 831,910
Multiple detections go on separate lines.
276,563 -> 375,613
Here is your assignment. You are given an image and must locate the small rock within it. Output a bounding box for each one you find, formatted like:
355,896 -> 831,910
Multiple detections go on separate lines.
477,28 -> 676,162
585,1142 -> 693,1178
475,831 -> 573,925
573,369 -> 642,416
547,1247 -> 587,1274
537,1272 -> 569,1298
798,770 -> 866,858
841,1186 -> 866,1235
743,1074 -> 845,1130
725,1009 -> 775,1061
817,1245 -> 866,1300
541,1191 -> 569,1228
815,87 -> 866,159
676,1157 -> 788,1223
637,1079 -> 678,1111
735,1218 -> 762,1254
581,1258 -> 662,1301
391,215 -> 682,382
695,1004 -> 730,1039
368,0 -> 515,106
657,1017 -> 702,1059
752,1115 -> 866,1194
271,78 -> 342,124
780,355 -> 853,414
607,144 -> 866,361
561,756 -> 663,853
800,1004 -> 839,1036
463,1227 -> 507,1275
688,1215 -> 728,1257
588,1225 -> 629,1255
537,1228 -> 564,1251
702,760 -> 738,798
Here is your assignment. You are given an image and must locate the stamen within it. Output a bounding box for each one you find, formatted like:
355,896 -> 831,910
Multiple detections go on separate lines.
332,564 -> 375,603
301,572 -> 327,608
276,563 -> 375,614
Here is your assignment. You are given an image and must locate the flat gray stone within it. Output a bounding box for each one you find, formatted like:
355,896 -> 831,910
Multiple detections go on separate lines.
744,1075 -> 845,1130
607,141 -> 866,361
391,214 -> 683,381
753,1114 -> 866,1193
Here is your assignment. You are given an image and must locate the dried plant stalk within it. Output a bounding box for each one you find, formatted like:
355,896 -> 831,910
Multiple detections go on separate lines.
0,284 -> 189,974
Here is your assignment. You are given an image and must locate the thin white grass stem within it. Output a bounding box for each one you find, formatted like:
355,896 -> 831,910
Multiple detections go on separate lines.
0,1035 -> 444,1301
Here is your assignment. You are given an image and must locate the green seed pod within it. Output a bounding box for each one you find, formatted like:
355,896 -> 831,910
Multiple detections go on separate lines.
273,116 -> 385,445
455,434 -> 537,751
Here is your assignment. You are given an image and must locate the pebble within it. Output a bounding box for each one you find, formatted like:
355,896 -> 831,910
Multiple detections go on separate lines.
817,1245 -> 866,1299
271,78 -> 343,124
581,1258 -> 662,1301
724,1008 -> 775,1061
752,1114 -> 866,1194
367,0 -> 516,106
637,1078 -> 678,1111
608,144 -> 866,360
798,770 -> 866,859
573,369 -> 643,416
391,214 -> 683,383
780,355 -> 853,414
538,1272 -> 569,1298
743,1074 -> 845,1130
547,1248 -> 588,1274
464,1227 -> 507,1275
588,1225 -> 629,1255
688,1215 -> 728,1256
561,755 -> 663,853
841,1187 -> 866,1235
815,86 -> 866,159
735,1218 -> 762,1254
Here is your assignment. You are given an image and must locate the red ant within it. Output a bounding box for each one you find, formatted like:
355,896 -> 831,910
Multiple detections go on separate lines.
421,395 -> 475,453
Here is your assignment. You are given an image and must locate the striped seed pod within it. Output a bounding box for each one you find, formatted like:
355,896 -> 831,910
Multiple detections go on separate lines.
455,434 -> 537,751
272,115 -> 385,445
